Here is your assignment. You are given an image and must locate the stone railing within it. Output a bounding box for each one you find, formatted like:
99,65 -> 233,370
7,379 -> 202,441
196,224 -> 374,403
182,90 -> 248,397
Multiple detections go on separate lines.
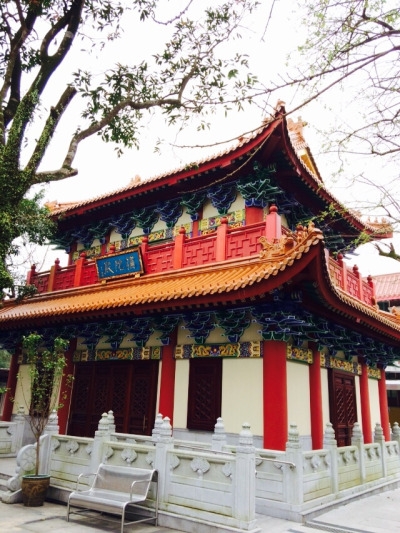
0,407 -> 25,457
2,414 -> 400,531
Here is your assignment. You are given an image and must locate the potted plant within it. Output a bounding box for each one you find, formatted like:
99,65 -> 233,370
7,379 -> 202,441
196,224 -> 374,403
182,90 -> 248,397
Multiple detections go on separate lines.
18,333 -> 70,506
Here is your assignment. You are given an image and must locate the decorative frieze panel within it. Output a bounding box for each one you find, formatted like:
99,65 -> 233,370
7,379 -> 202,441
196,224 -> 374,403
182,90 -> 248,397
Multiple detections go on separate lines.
199,209 -> 245,235
286,345 -> 313,364
73,346 -> 162,362
72,244 -> 101,262
174,341 -> 262,359
367,367 -> 381,380
320,354 -> 362,375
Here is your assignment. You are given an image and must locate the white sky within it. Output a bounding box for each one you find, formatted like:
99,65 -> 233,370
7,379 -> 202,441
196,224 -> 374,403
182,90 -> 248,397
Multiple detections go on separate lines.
24,1 -> 400,279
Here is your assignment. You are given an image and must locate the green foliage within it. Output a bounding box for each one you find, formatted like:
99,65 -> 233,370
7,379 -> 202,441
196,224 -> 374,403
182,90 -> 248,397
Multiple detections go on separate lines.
19,333 -> 70,475
0,0 -> 260,294
0,349 -> 11,369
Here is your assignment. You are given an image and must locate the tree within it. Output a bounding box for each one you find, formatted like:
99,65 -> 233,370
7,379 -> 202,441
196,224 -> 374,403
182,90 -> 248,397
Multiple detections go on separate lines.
268,0 -> 400,227
19,333 -> 70,476
0,0 -> 259,295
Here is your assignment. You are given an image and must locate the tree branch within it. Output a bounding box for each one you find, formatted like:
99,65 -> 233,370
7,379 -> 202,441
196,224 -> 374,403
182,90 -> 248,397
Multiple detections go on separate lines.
27,85 -> 77,179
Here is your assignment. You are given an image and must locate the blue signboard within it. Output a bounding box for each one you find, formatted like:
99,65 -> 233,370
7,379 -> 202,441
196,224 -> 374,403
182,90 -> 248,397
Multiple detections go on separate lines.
96,249 -> 144,280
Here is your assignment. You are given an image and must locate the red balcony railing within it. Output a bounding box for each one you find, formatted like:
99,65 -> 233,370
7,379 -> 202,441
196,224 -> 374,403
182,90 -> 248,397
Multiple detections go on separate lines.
26,214 -> 375,307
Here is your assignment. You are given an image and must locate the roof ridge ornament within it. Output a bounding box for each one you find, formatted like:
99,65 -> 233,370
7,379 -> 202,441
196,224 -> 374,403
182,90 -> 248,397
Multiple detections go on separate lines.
259,221 -> 323,261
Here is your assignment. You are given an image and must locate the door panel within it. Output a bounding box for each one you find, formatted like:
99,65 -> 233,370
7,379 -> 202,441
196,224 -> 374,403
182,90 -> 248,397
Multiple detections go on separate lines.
329,370 -> 357,446
68,360 -> 159,437
187,358 -> 222,432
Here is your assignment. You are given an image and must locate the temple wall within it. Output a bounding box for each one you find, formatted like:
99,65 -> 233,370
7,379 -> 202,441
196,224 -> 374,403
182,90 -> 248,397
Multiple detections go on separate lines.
355,376 -> 362,427
202,193 -> 244,219
287,361 -> 311,438
175,208 -> 192,227
173,359 -> 189,429
221,358 -> 263,436
12,365 -> 30,415
369,378 -> 381,427
321,367 -> 330,427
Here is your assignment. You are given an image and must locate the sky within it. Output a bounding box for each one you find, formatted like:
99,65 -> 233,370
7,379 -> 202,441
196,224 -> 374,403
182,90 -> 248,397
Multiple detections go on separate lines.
23,0 -> 400,279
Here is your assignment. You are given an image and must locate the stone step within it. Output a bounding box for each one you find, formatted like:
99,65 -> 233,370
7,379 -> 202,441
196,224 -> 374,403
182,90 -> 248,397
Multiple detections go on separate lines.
0,476 -> 10,492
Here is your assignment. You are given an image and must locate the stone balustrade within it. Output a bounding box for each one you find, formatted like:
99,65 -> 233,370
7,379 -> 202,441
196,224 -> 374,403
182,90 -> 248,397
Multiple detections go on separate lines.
2,414 -> 399,531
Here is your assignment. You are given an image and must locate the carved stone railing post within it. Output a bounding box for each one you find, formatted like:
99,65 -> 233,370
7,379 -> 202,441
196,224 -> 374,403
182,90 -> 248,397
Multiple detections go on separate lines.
12,406 -> 26,454
151,413 -> 163,443
284,423 -> 304,506
212,417 -> 227,451
90,412 -> 113,472
40,410 -> 60,474
233,423 -> 257,529
351,422 -> 366,483
154,416 -> 174,504
392,422 -> 400,448
323,422 -> 338,495
374,422 -> 387,478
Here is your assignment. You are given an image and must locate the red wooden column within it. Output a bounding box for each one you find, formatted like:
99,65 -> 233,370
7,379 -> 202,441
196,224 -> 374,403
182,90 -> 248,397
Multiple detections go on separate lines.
246,206 -> 263,225
2,351 -> 19,421
263,340 -> 287,450
158,331 -> 177,425
309,346 -> 323,449
378,367 -> 391,441
58,339 -> 76,434
359,361 -> 372,444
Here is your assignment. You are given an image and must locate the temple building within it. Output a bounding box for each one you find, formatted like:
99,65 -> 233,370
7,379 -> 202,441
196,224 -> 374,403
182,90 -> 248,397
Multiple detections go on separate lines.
1,104 -> 399,454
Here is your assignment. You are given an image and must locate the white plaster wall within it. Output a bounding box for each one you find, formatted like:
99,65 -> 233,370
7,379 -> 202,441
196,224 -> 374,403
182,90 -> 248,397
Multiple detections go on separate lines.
177,320 -> 194,345
12,365 -> 30,415
178,322 -> 262,346
287,361 -> 311,437
221,358 -> 263,436
240,322 -> 262,343
321,367 -> 331,427
369,378 -> 381,429
206,327 -> 226,344
175,208 -> 192,227
173,359 -> 189,429
202,193 -> 244,219
355,376 -> 362,428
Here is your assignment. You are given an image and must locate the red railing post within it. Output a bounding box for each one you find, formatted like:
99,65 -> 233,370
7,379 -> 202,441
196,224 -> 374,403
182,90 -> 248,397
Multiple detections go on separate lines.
216,217 -> 228,262
337,253 -> 347,292
265,205 -> 281,242
352,264 -> 363,300
47,258 -> 61,292
73,252 -> 87,287
26,264 -> 36,285
173,227 -> 186,269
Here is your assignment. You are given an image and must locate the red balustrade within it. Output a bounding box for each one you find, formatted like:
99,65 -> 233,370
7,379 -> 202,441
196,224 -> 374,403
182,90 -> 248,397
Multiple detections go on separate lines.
27,219 -> 375,309
226,223 -> 264,259
328,255 -> 375,306
146,243 -> 174,274
182,234 -> 217,267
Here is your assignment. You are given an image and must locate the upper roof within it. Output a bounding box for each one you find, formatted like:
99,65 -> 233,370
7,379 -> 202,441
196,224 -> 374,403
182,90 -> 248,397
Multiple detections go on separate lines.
373,273 -> 400,302
47,105 -> 390,246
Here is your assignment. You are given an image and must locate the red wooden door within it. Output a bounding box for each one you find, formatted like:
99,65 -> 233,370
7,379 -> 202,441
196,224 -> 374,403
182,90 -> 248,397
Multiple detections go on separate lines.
329,369 -> 357,446
68,360 -> 158,437
187,358 -> 222,432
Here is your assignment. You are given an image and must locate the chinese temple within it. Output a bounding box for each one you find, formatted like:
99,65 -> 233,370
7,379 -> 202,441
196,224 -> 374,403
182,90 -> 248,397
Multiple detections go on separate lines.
1,103 -> 400,454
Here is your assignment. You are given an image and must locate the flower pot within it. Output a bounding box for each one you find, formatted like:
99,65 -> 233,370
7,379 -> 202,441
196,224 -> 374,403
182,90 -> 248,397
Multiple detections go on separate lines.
21,475 -> 50,507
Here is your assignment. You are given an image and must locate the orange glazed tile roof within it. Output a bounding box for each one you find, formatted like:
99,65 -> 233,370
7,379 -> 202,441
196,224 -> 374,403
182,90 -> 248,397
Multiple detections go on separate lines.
373,273 -> 400,301
0,228 -> 324,325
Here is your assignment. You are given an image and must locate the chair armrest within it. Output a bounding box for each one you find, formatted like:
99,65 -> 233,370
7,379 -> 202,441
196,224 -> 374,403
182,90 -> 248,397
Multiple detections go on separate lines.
76,472 -> 96,491
129,479 -> 148,500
